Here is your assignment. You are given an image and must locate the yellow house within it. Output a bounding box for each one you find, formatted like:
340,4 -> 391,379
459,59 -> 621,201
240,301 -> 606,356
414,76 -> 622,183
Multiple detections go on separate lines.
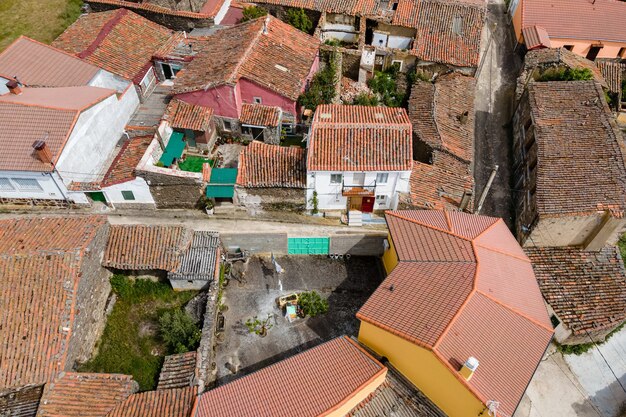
511,0 -> 626,60
357,210 -> 554,417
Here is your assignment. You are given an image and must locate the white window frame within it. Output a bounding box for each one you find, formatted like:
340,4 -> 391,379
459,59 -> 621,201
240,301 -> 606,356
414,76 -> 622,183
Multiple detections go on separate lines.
223,120 -> 232,132
0,178 -> 15,192
376,173 -> 389,184
391,60 -> 403,71
376,194 -> 387,203
253,97 -> 263,104
11,178 -> 43,192
330,173 -> 343,185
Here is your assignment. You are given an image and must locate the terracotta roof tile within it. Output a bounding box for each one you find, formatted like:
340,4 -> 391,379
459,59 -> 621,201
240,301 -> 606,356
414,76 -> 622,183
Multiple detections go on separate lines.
527,81 -> 626,216
38,372 -> 135,417
164,100 -> 214,132
239,103 -> 281,127
101,136 -> 153,188
522,25 -> 551,49
52,9 -> 174,82
103,225 -> 191,271
597,61 -> 625,94
357,210 -> 553,416
308,105 -> 412,171
195,337 -> 386,417
237,141 -> 306,188
526,246 -> 626,336
521,0 -> 626,43
407,158 -> 473,210
106,387 -> 195,417
157,352 -> 197,390
0,37 -> 99,87
522,48 -> 607,88
173,16 -> 319,100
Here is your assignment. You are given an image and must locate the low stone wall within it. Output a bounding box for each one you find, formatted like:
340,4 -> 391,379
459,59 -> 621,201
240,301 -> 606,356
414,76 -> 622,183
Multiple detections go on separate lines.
236,187 -> 306,213
221,233 -> 288,254
330,234 -> 387,256
195,278 -> 220,392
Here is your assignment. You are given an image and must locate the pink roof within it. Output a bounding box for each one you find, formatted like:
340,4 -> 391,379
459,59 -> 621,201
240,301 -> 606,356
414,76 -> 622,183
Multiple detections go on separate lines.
522,25 -> 552,49
0,86 -> 115,110
357,210 -> 553,416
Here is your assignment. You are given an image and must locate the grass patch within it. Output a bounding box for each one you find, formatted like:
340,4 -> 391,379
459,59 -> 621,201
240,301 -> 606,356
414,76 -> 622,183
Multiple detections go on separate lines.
0,0 -> 83,51
79,275 -> 198,391
178,156 -> 214,173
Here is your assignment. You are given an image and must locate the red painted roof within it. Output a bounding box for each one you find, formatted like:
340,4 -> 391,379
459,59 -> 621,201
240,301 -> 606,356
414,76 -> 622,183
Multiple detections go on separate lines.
307,105 -> 412,171
522,25 -> 552,49
237,141 -> 306,188
357,210 -> 553,416
195,337 -> 386,417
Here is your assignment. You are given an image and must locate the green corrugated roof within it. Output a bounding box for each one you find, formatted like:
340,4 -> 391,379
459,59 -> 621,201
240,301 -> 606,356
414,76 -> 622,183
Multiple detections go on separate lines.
159,132 -> 186,167
206,185 -> 235,198
209,168 -> 238,184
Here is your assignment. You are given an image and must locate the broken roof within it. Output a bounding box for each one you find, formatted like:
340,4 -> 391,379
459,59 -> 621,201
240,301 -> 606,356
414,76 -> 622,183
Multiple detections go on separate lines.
173,16 -> 319,100
52,9 -> 174,83
237,141 -> 307,188
0,86 -> 116,172
357,210 -> 553,416
106,387 -> 196,417
168,231 -> 220,282
521,47 -> 607,88
164,100 -> 214,132
527,81 -> 626,217
526,246 -> 626,337
0,36 -> 100,88
0,216 -> 107,389
157,352 -> 197,390
240,103 -> 282,127
409,73 -> 476,162
195,337 -> 386,417
307,105 -> 413,171
409,157 -> 473,210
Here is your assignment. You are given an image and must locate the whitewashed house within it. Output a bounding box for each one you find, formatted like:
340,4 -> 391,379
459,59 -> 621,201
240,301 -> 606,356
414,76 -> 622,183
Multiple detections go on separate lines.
306,105 -> 412,215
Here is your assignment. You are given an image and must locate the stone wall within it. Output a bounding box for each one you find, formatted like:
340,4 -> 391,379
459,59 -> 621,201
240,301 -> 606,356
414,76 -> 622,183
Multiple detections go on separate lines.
0,384 -> 44,417
139,170 -> 203,209
195,278 -> 220,392
221,233 -> 288,254
329,234 -> 387,256
341,50 -> 362,80
66,223 -> 112,368
237,187 -> 306,213
170,279 -> 211,291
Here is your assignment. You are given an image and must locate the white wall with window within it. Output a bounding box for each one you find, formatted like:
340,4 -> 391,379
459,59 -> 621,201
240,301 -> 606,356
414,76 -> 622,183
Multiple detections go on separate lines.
101,177 -> 155,208
0,171 -> 70,201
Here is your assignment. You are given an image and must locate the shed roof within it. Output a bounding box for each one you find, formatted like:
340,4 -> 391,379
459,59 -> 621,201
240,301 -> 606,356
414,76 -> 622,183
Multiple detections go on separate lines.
106,387 -> 195,417
522,25 -> 551,49
240,103 -> 281,127
168,231 -> 220,282
164,99 -> 214,132
101,135 -> 153,188
157,352 -> 197,390
237,141 -> 306,188
357,210 -> 553,416
409,157 -> 473,210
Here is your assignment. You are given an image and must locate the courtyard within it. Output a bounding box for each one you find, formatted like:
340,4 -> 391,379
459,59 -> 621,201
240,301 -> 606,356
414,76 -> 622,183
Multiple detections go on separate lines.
214,255 -> 384,385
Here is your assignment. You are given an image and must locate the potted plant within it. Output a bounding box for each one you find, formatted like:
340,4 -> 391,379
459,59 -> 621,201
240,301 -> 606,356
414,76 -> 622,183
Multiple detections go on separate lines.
245,314 -> 274,337
205,198 -> 214,215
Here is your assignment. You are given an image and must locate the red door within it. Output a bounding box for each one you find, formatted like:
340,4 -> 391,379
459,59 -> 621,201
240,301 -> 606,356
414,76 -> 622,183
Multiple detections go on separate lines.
362,197 -> 375,213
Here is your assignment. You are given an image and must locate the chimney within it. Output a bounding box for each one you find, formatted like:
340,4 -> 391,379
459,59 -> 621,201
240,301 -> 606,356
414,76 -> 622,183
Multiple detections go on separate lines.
459,357 -> 479,381
263,16 -> 270,35
32,140 -> 53,165
6,79 -> 22,95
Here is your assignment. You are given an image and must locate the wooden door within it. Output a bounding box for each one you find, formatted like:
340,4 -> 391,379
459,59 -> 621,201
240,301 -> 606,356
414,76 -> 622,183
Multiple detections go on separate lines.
362,197 -> 375,213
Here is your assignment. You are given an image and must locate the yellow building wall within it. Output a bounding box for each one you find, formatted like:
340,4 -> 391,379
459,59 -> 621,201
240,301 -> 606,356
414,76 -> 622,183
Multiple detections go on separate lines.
547,39 -> 626,59
358,322 -> 485,417
512,4 -> 523,42
381,233 -> 399,274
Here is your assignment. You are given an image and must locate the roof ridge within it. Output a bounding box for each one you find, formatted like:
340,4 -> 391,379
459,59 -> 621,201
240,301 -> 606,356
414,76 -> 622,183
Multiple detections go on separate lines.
386,211 -> 472,241
473,242 -> 532,263
78,8 -> 129,60
475,290 -> 554,334
227,17 -> 267,85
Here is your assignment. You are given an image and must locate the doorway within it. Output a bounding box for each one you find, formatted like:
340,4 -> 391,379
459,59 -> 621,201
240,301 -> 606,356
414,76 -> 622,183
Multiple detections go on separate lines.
586,46 -> 603,61
362,197 -> 375,213
353,172 -> 366,186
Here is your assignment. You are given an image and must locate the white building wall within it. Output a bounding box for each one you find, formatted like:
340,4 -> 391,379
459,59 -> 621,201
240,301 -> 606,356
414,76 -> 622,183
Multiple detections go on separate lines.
213,0 -> 232,25
102,177 -> 155,207
89,70 -> 136,93
0,170 -> 68,200
387,35 -> 412,50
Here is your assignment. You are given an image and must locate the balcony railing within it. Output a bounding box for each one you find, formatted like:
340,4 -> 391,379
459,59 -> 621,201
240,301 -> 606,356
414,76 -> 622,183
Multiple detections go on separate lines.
342,181 -> 376,197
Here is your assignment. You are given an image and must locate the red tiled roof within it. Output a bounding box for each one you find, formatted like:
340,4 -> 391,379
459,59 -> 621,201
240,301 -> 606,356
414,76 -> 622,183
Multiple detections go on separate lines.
307,105 -> 412,171
0,216 -> 107,389
38,372 -> 135,417
157,352 -> 197,390
408,159 -> 473,210
237,141 -> 306,188
522,25 -> 551,49
106,387 -> 195,417
173,16 -> 319,100
103,225 -> 191,271
521,0 -> 626,43
101,136 -> 153,188
52,9 -> 175,82
0,37 -> 99,88
239,103 -> 281,127
527,81 -> 626,217
526,246 -> 626,336
164,100 -> 214,132
522,48 -> 608,89
357,211 -> 553,416
0,86 -> 116,172
195,337 -> 386,417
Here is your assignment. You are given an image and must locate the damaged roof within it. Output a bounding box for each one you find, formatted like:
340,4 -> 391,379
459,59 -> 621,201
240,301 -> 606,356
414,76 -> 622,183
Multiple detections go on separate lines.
106,387 -> 196,417
409,155 -> 473,210
237,141 -> 306,188
164,99 -> 214,132
240,103 -> 282,127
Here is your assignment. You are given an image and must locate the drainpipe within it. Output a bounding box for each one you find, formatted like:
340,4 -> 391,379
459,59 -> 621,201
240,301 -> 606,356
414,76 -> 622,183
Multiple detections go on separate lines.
47,169 -> 69,205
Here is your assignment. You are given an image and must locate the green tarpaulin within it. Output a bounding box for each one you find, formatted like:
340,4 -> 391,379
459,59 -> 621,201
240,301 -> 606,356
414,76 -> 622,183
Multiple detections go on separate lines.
205,168 -> 238,198
159,132 -> 186,167
206,185 -> 235,198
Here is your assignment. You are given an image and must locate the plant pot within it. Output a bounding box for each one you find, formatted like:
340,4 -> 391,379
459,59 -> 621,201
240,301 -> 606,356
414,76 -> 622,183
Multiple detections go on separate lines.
205,207 -> 214,215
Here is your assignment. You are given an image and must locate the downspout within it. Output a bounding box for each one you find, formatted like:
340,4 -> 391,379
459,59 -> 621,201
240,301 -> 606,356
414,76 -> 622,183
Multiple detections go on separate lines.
47,169 -> 69,205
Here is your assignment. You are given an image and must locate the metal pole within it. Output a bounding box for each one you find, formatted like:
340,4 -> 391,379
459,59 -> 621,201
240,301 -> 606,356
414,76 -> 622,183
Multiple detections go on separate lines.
475,165 -> 499,214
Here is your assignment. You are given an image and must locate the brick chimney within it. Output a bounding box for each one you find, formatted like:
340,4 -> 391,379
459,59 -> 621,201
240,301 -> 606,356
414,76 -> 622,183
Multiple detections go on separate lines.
32,140 -> 53,165
6,79 -> 22,95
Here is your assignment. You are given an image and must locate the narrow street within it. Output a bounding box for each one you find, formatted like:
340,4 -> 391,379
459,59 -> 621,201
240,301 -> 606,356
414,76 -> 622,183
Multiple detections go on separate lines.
474,0 -> 522,229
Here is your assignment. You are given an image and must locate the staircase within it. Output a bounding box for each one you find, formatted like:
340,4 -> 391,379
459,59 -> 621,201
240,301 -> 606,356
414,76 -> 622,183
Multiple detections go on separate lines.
348,210 -> 363,227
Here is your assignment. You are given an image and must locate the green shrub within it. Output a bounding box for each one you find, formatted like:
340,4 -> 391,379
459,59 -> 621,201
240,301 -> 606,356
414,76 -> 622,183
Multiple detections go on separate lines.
298,54 -> 337,111
286,8 -> 313,33
245,314 -> 274,336
111,274 -> 133,298
537,67 -> 594,82
324,39 -> 342,47
299,291 -> 329,317
368,67 -> 405,107
240,5 -> 267,22
407,69 -> 431,85
159,310 -> 201,354
353,93 -> 379,106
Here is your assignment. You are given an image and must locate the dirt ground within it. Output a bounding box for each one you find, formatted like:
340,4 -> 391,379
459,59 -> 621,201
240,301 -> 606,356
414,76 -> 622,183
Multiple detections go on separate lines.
214,255 -> 384,385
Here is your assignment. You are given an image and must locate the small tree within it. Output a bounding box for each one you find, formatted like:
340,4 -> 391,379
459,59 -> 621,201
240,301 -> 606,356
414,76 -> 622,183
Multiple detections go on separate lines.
159,310 -> 201,354
286,8 -> 313,33
537,67 -> 594,82
245,314 -> 274,337
309,191 -> 319,214
299,291 -> 329,318
352,93 -> 379,106
240,5 -> 267,23
298,54 -> 337,111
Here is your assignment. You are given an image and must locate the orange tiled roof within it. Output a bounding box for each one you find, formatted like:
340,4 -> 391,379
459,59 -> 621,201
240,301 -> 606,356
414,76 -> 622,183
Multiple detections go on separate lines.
409,158 -> 473,210
52,9 -> 175,82
106,387 -> 195,417
527,81 -> 626,217
240,103 -> 281,127
164,99 -> 214,132
357,211 -> 553,416
157,352 -> 197,390
526,246 -> 626,336
103,225 -> 191,271
0,37 -> 99,88
173,16 -> 319,101
307,105 -> 412,171
0,216 -> 107,389
195,337 -> 386,417
101,136 -> 153,188
237,141 -> 306,188
38,372 -> 135,417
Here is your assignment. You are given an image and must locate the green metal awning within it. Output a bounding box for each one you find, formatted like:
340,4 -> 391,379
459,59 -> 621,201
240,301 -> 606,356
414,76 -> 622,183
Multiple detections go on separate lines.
206,185 -> 235,198
159,131 -> 186,167
205,168 -> 238,198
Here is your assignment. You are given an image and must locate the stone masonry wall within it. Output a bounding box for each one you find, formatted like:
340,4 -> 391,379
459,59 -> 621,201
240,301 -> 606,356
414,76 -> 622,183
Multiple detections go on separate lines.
237,188 -> 306,213
195,278 -> 220,392
139,171 -> 203,209
86,2 -> 213,30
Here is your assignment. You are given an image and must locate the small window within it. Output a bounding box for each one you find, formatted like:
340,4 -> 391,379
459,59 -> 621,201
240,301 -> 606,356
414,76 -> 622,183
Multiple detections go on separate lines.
121,190 -> 135,200
282,123 -> 295,134
619,47 -> 626,58
12,178 -> 42,192
253,97 -> 263,104
550,314 -> 560,329
391,60 -> 403,71
223,120 -> 232,131
376,195 -> 387,202
0,178 -> 14,191
330,173 -> 343,184
564,45 -> 574,51
376,173 -> 389,184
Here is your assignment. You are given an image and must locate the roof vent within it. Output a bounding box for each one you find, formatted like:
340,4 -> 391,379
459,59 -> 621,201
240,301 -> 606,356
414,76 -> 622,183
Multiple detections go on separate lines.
6,79 -> 22,95
319,113 -> 332,119
460,357 -> 479,381
275,64 -> 289,72
32,140 -> 53,165
263,15 -> 270,35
